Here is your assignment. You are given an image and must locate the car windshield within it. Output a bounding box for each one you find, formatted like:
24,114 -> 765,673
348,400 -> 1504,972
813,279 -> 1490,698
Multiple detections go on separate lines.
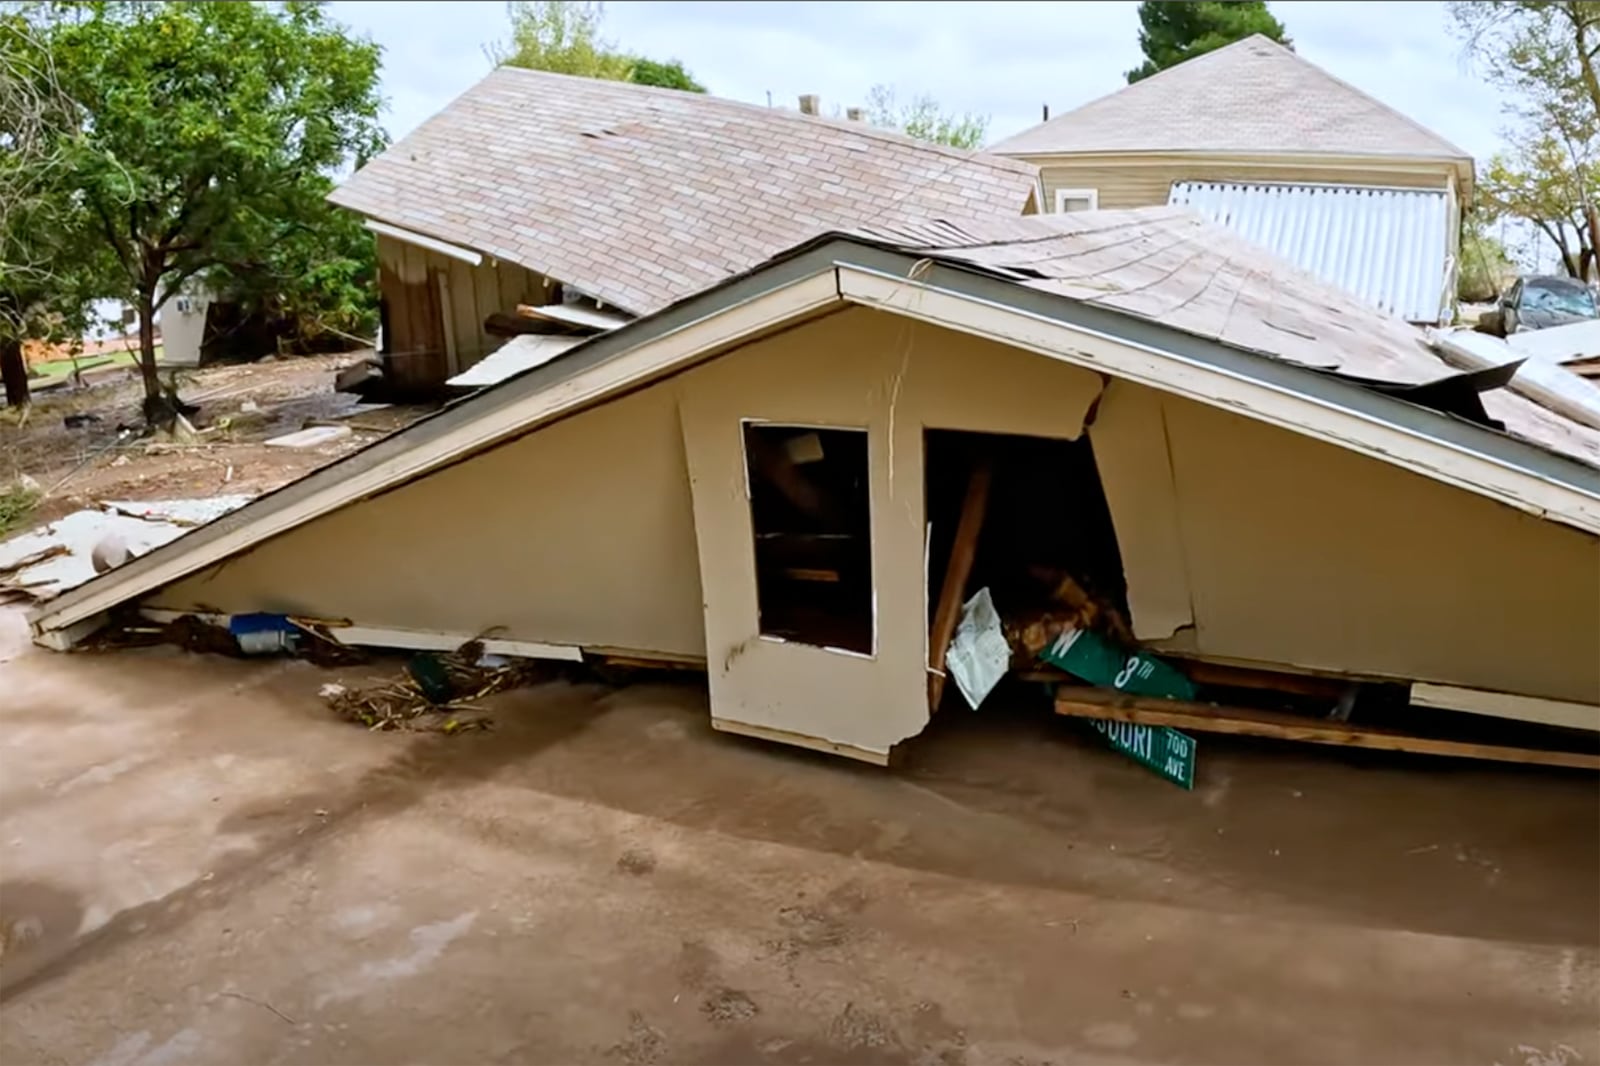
1522,280 -> 1598,317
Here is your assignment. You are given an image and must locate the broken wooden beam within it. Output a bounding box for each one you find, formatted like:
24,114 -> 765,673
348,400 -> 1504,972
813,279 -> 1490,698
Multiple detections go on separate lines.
927,457 -> 992,711
1054,687 -> 1600,771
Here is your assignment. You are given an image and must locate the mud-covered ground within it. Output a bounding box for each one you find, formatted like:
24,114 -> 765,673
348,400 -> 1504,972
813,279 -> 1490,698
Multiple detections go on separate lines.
1,606 -> 1595,1065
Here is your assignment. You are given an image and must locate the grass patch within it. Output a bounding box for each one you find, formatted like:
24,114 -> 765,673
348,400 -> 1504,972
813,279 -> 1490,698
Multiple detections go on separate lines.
28,349 -> 144,379
0,484 -> 41,537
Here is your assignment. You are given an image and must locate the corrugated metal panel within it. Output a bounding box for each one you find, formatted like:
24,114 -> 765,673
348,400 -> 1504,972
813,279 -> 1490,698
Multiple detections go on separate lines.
1170,181 -> 1452,323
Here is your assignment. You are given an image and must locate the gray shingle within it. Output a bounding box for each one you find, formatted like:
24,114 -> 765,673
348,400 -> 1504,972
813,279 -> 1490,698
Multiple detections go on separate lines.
991,35 -> 1471,162
332,68 -> 1038,314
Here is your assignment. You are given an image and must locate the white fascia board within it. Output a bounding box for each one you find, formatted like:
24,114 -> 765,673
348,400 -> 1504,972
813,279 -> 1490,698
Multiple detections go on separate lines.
1410,682 -> 1599,733
31,269 -> 843,637
365,219 -> 483,266
836,265 -> 1600,536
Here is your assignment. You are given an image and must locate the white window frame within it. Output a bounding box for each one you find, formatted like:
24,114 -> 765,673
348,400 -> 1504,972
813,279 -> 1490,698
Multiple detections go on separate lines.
738,418 -> 877,660
1054,187 -> 1099,213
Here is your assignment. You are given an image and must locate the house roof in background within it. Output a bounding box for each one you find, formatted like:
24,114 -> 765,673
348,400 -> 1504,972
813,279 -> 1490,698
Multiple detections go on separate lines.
1168,181 -> 1453,323
331,67 -> 1039,315
991,35 -> 1473,165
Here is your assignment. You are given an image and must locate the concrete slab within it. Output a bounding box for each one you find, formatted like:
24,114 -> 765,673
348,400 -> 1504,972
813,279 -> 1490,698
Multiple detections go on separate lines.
0,605 -> 1596,1064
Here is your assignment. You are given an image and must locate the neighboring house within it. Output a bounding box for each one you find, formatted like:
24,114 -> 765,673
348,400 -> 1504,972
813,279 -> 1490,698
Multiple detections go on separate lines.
157,285 -> 213,368
330,68 -> 1041,391
991,35 -> 1474,324
32,209 -> 1599,762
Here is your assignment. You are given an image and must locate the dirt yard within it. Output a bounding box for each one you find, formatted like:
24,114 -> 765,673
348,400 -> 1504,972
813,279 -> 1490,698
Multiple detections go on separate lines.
2,352 -> 431,535
0,604 -> 1595,1065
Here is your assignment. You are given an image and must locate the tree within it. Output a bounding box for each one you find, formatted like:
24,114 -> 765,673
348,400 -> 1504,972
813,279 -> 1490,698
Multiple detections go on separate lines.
0,13 -> 101,408
1453,1 -> 1599,282
1458,217 -> 1518,302
1126,1 -> 1291,82
39,1 -> 385,423
863,84 -> 988,150
490,1 -> 706,92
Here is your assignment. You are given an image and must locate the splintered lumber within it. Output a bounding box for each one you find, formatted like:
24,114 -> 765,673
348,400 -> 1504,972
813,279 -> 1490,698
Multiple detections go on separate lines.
1053,688 -> 1600,770
927,458 -> 993,711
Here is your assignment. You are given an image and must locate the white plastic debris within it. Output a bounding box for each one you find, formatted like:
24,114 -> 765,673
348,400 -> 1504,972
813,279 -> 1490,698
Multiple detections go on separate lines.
0,495 -> 252,598
944,586 -> 1011,710
264,425 -> 352,449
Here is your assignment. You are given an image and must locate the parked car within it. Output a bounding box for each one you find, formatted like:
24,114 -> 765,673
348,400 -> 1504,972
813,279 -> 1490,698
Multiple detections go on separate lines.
1477,275 -> 1599,337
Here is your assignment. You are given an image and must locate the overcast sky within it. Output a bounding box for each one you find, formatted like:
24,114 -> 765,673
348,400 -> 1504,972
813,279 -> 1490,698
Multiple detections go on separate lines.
324,0 -> 1507,160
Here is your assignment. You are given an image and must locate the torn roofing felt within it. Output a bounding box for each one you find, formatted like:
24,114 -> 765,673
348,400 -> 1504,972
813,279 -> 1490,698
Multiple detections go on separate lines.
329,66 -> 1040,316
28,208 -> 1600,636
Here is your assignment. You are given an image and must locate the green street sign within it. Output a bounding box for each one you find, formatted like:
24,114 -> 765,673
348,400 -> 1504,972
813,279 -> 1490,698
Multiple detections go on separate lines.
1088,717 -> 1196,789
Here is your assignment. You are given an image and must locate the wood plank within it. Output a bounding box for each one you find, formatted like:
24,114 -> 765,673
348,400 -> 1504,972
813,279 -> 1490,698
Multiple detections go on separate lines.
516,302 -> 630,331
927,458 -> 992,711
1053,689 -> 1600,771
473,257 -> 502,346
448,256 -> 481,365
1166,658 -> 1349,701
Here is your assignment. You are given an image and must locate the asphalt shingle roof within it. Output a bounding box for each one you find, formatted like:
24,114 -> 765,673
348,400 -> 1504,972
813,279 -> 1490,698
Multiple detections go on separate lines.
332,67 -> 1040,315
991,35 -> 1472,162
851,209 -> 1599,469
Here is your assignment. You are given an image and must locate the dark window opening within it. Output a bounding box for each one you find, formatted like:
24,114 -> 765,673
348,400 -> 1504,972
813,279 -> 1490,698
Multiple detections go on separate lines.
744,423 -> 874,655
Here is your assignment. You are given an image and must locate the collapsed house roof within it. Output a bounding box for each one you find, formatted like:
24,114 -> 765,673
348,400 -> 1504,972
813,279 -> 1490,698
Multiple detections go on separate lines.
29,208 -> 1600,641
992,35 -> 1473,173
330,67 -> 1041,315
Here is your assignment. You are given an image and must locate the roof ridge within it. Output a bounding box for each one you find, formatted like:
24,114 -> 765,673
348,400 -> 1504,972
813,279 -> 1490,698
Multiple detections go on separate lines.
489,65 -> 1036,178
991,33 -> 1471,162
1271,42 -> 1472,160
994,34 -> 1274,148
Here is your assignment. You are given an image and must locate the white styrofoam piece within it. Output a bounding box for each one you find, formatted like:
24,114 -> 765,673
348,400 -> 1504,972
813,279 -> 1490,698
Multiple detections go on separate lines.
0,496 -> 253,598
264,425 -> 353,449
1429,327 -> 1600,431
447,335 -> 584,389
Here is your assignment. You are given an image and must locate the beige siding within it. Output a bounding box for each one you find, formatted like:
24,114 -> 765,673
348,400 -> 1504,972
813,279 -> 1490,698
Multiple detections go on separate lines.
375,234 -> 556,373
1138,393 -> 1600,702
1039,157 -> 1453,211
144,309 -> 1600,758
150,383 -> 706,657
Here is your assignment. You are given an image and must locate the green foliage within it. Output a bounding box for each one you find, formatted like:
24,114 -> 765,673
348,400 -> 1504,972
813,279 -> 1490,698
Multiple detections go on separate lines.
0,482 -> 39,536
1453,1 -> 1599,281
37,1 -> 386,408
1458,220 -> 1518,302
222,176 -> 380,348
490,1 -> 706,92
1126,1 -> 1291,82
864,85 -> 988,150
629,57 -> 705,93
0,13 -> 104,356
